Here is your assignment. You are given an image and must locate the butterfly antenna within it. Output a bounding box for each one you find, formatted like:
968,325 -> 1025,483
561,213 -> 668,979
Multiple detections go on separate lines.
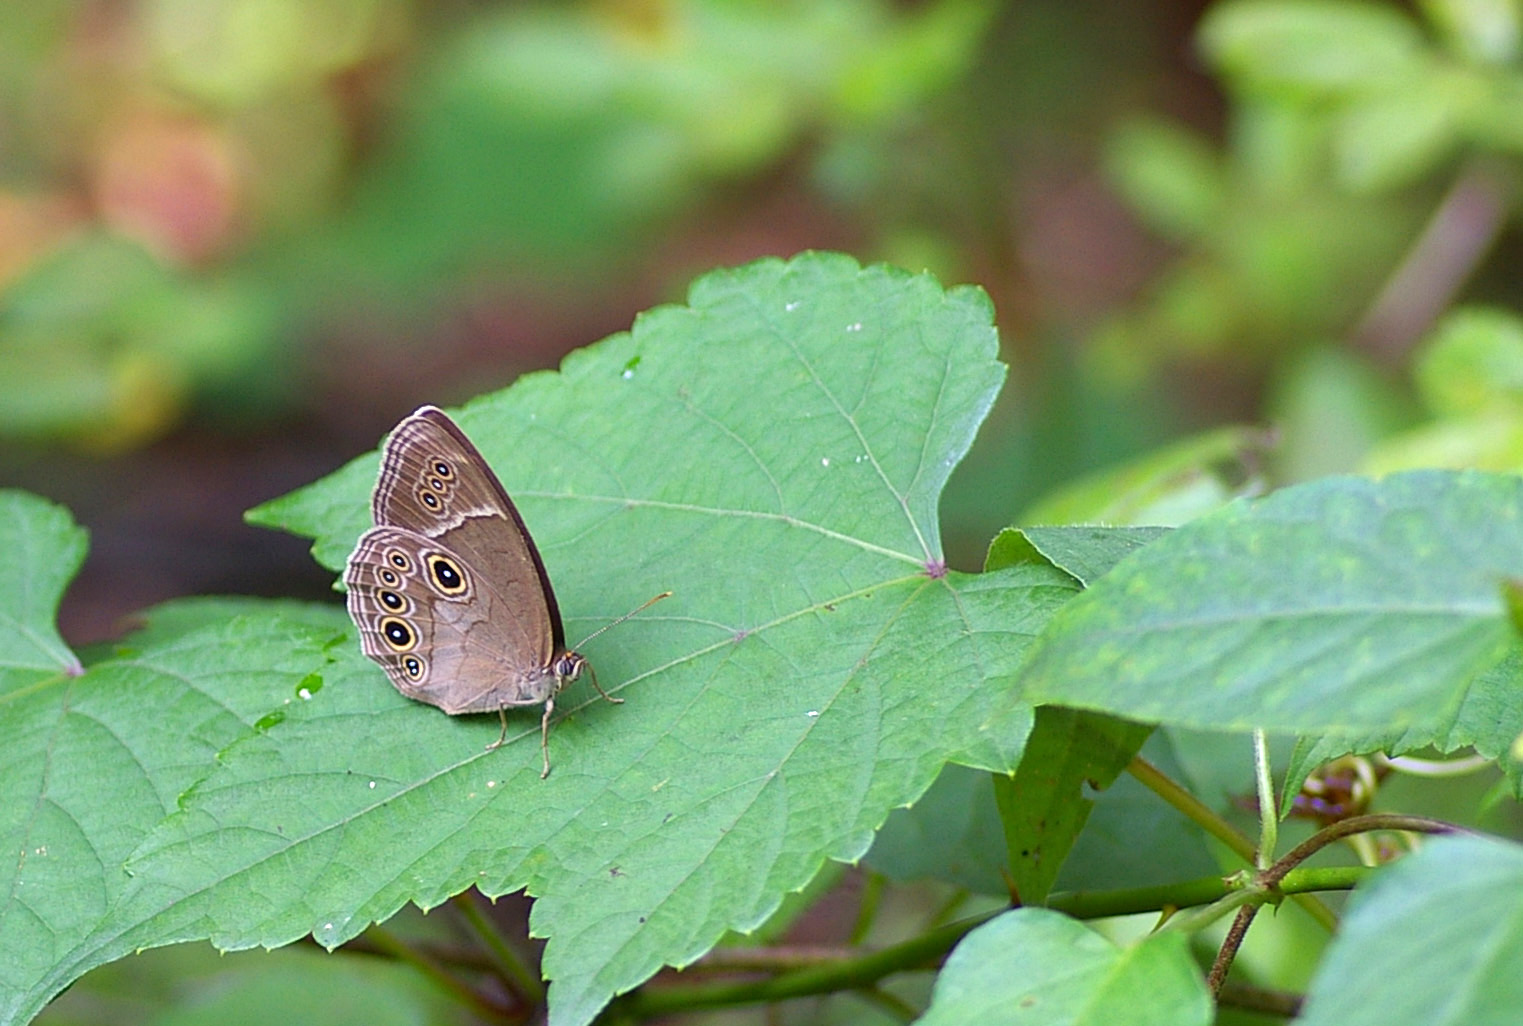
572,591 -> 672,650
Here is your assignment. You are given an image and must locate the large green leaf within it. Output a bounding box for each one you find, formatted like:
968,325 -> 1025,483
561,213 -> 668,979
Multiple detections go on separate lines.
1020,471 -> 1523,737
913,907 -> 1211,1026
1298,834 -> 1523,1026
122,253 -> 1076,1026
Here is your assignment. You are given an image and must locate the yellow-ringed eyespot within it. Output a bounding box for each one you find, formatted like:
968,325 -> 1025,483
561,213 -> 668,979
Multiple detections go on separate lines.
426,553 -> 467,595
379,616 -> 416,652
432,458 -> 453,479
419,489 -> 441,511
402,653 -> 426,680
378,589 -> 406,612
426,475 -> 447,492
387,550 -> 412,572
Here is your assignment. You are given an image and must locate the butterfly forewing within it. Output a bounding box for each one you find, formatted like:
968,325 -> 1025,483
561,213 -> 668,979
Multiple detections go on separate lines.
371,406 -> 568,650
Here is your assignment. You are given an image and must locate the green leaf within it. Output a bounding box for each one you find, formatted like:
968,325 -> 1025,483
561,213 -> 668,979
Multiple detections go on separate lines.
913,907 -> 1211,1026
1019,425 -> 1269,528
1334,80 -> 1461,191
996,707 -> 1151,906
1283,642 -> 1523,807
865,731 -> 1218,898
1423,0 -> 1521,63
0,603 -> 345,1025
1020,471 -> 1523,736
1200,0 -> 1428,99
864,763 -> 1011,895
1414,307 -> 1523,416
0,490 -> 84,686
989,526 -> 1170,588
1104,118 -> 1227,242
134,253 -> 1080,1026
1298,834 -> 1523,1026
38,945 -> 465,1026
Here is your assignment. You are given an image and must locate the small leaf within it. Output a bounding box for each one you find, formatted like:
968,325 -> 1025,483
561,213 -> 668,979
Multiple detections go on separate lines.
1414,306 -> 1523,416
1298,834 -> 1523,1026
913,907 -> 1211,1026
990,526 -> 1170,587
1019,426 -> 1268,528
0,490 -> 86,685
996,707 -> 1151,906
1200,0 -> 1428,98
1021,471 -> 1523,736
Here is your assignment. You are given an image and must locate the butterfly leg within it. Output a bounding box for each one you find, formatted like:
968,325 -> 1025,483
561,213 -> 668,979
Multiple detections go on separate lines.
585,664 -> 625,705
539,697 -> 555,778
485,709 -> 509,751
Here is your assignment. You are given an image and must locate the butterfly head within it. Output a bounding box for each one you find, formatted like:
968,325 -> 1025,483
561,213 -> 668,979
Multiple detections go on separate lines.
553,651 -> 586,689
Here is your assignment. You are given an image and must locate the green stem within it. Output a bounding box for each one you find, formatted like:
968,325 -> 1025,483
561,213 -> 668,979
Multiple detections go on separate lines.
1127,755 -> 1338,931
610,863 -> 1370,1021
848,871 -> 885,944
1252,730 -> 1277,869
451,890 -> 545,1007
364,924 -> 506,1020
610,913 -> 997,1018
1128,755 -> 1255,863
1052,865 -> 1363,923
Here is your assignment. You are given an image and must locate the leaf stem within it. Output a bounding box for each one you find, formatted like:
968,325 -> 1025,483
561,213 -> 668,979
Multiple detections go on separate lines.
450,890 -> 545,1007
1252,730 -> 1277,869
1128,754 -> 1337,930
848,871 -> 886,944
1128,755 -> 1254,863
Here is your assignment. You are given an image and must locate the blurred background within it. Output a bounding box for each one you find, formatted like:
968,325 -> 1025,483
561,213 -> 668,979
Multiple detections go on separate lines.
4,0 -> 1523,644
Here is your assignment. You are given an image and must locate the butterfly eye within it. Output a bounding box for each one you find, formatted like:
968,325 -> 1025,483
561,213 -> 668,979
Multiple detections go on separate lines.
378,589 -> 405,611
379,616 -> 416,651
426,554 -> 468,596
402,654 -> 426,680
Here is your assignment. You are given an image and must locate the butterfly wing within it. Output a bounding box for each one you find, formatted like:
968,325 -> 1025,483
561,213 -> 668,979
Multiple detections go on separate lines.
345,526 -> 561,712
344,405 -> 565,711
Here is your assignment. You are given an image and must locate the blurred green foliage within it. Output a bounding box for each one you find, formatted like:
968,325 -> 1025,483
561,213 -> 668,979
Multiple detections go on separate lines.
2,0 -> 1523,505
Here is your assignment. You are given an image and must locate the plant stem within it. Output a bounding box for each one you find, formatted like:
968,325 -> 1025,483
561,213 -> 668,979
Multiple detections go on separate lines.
451,890 -> 545,1007
848,871 -> 885,944
1128,754 -> 1338,931
610,863 -> 1369,1021
1207,905 -> 1258,994
1262,813 -> 1464,888
1202,813 -> 1463,991
364,923 -> 508,1020
1252,729 -> 1277,868
610,913 -> 997,1018
1128,755 -> 1255,864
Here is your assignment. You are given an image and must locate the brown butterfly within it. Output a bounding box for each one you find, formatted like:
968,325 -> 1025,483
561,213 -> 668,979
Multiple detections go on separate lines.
344,405 -> 666,777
